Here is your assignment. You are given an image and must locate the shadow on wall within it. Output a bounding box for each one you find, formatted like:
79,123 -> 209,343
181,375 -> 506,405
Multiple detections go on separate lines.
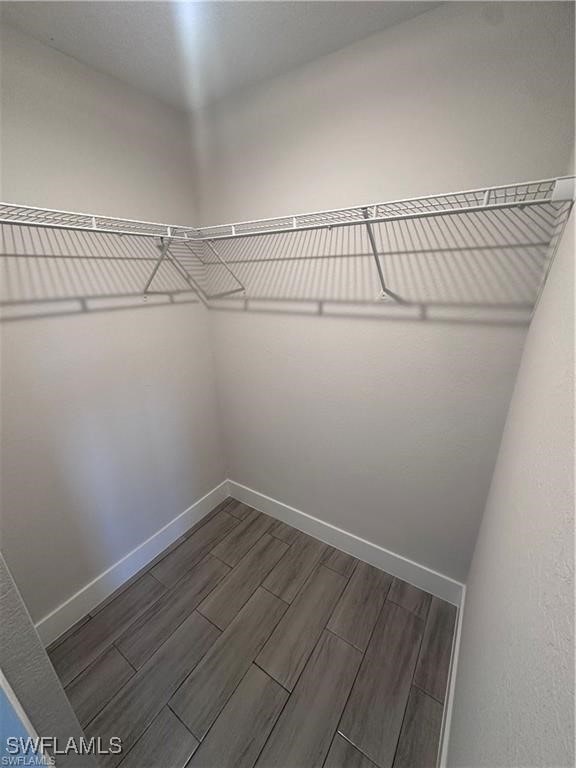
1,201 -> 572,326
0,224 -> 201,321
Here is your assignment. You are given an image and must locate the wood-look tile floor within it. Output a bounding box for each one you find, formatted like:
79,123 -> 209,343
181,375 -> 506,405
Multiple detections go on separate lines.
48,499 -> 457,768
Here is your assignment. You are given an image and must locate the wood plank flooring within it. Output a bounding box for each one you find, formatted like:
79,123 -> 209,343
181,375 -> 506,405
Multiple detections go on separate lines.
256,566 -> 347,691
49,498 -> 457,768
338,602 -> 425,768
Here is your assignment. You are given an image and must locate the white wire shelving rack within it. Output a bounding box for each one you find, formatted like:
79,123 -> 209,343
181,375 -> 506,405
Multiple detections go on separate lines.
0,176 -> 573,317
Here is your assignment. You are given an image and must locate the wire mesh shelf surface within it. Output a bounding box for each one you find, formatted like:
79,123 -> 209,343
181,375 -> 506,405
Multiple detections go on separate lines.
0,203 -> 201,241
195,178 -> 566,240
0,177 -> 573,320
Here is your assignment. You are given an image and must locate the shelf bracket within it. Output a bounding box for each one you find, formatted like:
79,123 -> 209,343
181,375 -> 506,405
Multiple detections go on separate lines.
143,237 -> 172,294
164,249 -> 210,305
362,208 -> 406,303
204,240 -> 247,297
143,237 -> 211,304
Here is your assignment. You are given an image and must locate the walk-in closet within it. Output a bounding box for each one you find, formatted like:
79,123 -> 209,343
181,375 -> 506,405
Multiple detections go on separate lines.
0,2 -> 574,767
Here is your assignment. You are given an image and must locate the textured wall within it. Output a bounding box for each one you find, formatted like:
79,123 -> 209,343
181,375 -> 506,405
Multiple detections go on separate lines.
0,27 -> 225,624
0,554 -> 96,766
201,2 -> 574,581
448,217 -> 574,766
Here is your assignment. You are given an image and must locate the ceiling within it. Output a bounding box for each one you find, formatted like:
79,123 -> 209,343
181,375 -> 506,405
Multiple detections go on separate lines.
2,1 -> 441,110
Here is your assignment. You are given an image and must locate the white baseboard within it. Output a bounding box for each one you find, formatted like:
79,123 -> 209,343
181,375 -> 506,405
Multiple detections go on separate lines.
35,480 -> 230,646
438,585 -> 466,767
228,480 -> 464,607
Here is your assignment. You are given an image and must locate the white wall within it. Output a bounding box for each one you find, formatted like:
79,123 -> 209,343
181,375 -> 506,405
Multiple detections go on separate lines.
1,554 -> 97,768
0,1 -> 573,621
196,2 -> 574,223
0,27 -> 225,623
210,313 -> 528,581
201,2 -> 574,582
448,215 -> 574,767
0,25 -> 199,222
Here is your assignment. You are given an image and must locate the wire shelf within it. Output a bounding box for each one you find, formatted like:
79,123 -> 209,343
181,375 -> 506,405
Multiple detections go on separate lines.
195,178 -> 566,240
0,203 -> 200,241
199,205 -> 567,312
0,176 -> 573,319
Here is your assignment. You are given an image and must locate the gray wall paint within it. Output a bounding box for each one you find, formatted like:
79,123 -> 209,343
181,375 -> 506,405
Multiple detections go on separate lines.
201,2 -> 574,581
448,217 -> 574,765
0,27 -> 226,623
0,554 -> 97,767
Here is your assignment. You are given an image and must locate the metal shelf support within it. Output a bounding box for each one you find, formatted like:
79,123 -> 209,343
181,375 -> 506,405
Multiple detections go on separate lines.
143,237 -> 172,294
204,240 -> 247,297
362,208 -> 408,303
